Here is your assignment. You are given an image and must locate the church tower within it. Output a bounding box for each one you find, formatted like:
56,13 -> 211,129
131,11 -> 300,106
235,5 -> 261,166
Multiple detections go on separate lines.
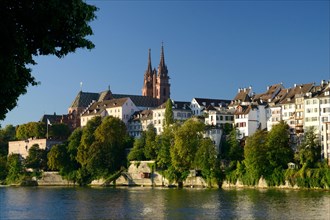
142,49 -> 156,97
142,43 -> 170,104
154,43 -> 170,104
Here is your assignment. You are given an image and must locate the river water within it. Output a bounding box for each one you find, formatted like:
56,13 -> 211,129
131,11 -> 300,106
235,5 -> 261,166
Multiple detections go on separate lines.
0,186 -> 329,219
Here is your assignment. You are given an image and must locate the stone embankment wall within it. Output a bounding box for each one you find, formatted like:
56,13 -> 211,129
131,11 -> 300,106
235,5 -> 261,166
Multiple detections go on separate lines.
37,172 -> 74,186
221,178 -> 301,189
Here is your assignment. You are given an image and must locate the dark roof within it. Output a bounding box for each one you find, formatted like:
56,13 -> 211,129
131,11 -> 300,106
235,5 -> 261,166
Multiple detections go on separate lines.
234,105 -> 258,115
230,90 -> 251,106
129,109 -> 153,122
40,114 -> 65,124
280,83 -> 314,104
156,100 -> 191,110
173,101 -> 191,110
70,91 -> 100,108
194,98 -> 231,107
70,90 -> 159,109
252,84 -> 283,102
113,94 -> 159,108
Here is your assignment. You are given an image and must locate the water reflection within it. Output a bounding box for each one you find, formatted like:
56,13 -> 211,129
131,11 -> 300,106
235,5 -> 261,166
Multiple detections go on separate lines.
0,187 -> 330,219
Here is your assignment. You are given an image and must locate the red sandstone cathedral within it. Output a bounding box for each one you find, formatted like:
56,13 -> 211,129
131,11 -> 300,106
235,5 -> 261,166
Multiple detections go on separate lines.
142,43 -> 170,105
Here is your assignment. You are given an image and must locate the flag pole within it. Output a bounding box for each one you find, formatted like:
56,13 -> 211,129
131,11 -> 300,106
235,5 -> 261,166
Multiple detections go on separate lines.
46,122 -> 48,139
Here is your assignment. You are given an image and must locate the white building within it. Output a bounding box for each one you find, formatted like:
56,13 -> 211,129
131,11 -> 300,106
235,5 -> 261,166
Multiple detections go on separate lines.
203,105 -> 235,129
191,98 -> 230,116
128,109 -> 153,138
203,128 -> 223,153
153,100 -> 192,134
234,104 -> 267,139
323,122 -> 330,162
80,97 -> 139,127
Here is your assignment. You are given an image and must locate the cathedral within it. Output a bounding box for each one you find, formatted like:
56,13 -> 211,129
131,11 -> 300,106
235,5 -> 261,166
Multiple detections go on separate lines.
142,44 -> 171,104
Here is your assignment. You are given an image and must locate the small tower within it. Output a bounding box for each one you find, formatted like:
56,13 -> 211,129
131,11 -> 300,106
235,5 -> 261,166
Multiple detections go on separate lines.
142,49 -> 155,97
154,43 -> 170,104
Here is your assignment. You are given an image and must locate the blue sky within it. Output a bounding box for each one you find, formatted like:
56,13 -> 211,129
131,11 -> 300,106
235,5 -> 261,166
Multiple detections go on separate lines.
1,0 -> 329,127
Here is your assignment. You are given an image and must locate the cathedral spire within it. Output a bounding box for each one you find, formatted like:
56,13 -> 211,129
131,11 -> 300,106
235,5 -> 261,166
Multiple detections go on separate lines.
147,48 -> 152,73
158,42 -> 168,77
160,42 -> 165,69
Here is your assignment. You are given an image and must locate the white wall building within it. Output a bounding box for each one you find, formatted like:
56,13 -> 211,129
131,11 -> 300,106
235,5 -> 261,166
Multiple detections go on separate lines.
191,98 -> 230,116
80,98 -> 139,127
204,105 -> 235,129
234,104 -> 267,139
153,100 -> 192,134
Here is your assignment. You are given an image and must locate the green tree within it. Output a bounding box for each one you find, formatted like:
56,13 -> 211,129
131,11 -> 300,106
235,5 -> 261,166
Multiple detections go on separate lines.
6,153 -> 24,184
87,116 -> 128,178
0,124 -> 16,156
16,122 -> 45,140
0,155 -> 8,182
227,129 -> 244,163
128,132 -> 146,161
156,126 -> 175,171
266,121 -> 293,169
49,123 -> 71,140
170,118 -> 205,186
164,99 -> 174,127
47,144 -> 70,171
243,130 -> 269,185
0,1 -> 97,120
77,116 -> 102,167
25,144 -> 48,171
194,138 -> 219,186
297,127 -> 321,168
144,124 -> 157,160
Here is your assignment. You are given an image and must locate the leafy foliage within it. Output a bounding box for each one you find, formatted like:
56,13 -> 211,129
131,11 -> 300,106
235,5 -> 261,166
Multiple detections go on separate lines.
0,0 -> 97,120
243,130 -> 269,185
296,127 -> 321,168
47,144 -> 70,171
87,116 -> 128,178
194,138 -> 220,186
25,144 -> 48,171
170,118 -> 205,184
128,132 -> 146,161
6,154 -> 24,184
144,124 -> 157,160
0,125 -> 16,156
48,123 -> 71,140
266,121 -> 293,170
0,156 -> 8,182
16,122 -> 46,140
164,99 -> 174,127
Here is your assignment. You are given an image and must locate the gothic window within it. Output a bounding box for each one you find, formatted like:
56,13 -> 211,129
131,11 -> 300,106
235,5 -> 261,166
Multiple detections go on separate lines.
163,88 -> 166,96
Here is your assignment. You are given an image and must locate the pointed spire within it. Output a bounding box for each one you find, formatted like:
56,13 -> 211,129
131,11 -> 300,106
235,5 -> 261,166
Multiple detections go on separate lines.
158,42 -> 168,78
160,42 -> 165,69
146,48 -> 152,74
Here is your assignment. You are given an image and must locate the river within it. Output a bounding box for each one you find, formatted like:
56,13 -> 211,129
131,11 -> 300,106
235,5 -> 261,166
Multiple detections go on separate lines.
0,186 -> 329,219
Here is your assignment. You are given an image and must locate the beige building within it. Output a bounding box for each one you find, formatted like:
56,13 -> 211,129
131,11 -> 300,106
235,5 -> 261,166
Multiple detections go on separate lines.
8,138 -> 62,158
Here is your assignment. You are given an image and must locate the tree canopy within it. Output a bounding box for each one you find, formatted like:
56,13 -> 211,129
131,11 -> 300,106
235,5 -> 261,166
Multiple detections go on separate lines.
164,99 -> 174,127
0,0 -> 97,120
